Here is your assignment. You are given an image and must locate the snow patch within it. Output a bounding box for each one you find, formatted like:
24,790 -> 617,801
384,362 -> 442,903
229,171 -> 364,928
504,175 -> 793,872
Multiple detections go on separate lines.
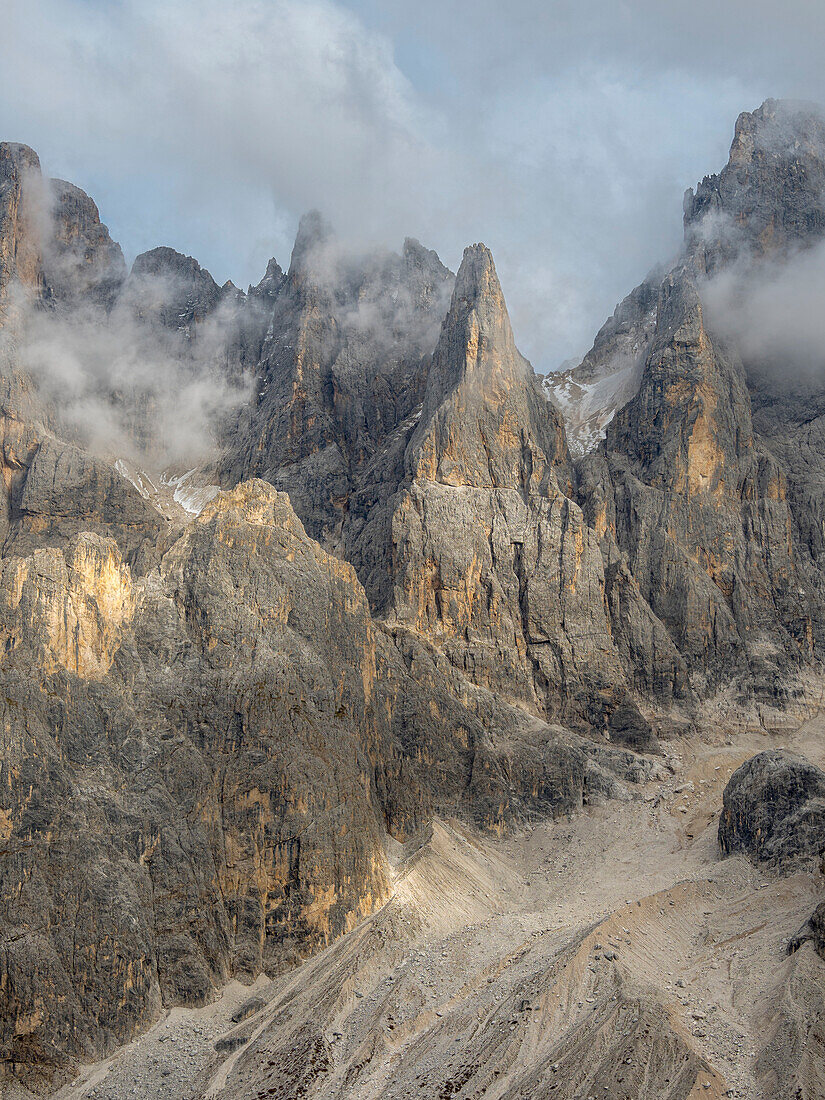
161,469 -> 220,515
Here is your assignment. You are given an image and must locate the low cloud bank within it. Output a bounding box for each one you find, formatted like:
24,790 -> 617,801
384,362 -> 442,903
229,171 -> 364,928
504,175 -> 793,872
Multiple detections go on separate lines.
702,238 -> 825,378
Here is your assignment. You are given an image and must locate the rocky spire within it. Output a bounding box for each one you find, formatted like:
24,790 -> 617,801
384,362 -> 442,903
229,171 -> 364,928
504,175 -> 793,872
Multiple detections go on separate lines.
684,98 -> 825,273
287,208 -> 334,283
408,243 -> 568,492
377,242 -> 672,740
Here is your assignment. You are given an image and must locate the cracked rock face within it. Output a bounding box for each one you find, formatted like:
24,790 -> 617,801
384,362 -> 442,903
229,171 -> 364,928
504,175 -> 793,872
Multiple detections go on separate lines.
574,100 -> 825,701
348,243 -> 671,748
0,482 -> 395,1086
215,215 -> 454,546
581,268 -> 811,697
0,478 -> 657,1092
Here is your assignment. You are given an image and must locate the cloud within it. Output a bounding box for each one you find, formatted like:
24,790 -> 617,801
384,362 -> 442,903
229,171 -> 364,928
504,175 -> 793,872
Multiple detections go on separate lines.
702,239 -> 825,378
0,165 -> 252,470
2,0 -> 454,263
17,290 -> 253,468
3,0 -> 825,370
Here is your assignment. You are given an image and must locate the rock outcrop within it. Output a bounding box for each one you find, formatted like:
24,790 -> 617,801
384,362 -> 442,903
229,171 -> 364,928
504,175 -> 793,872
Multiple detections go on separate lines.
574,100 -> 825,701
216,216 -> 454,545
580,270 -> 811,697
789,899 -> 825,959
719,750 -> 825,869
0,143 -> 45,310
43,178 -> 126,308
344,244 -> 682,745
5,436 -> 168,566
0,143 -> 125,315
0,477 -> 658,1092
549,100 -> 825,461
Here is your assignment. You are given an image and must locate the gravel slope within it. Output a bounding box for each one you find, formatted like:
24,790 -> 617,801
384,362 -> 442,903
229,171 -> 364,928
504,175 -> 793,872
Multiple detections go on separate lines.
49,717 -> 825,1100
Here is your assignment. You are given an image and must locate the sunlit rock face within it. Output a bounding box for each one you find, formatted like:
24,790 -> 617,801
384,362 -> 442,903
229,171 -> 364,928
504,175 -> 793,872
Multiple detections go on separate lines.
354,243 -> 678,744
568,101 -> 825,699
0,532 -> 134,678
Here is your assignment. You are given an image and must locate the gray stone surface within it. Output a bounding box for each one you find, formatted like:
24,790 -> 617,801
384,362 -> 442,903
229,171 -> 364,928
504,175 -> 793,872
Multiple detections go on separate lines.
0,480 -> 656,1092
575,100 -> 825,701
719,750 -> 825,868
216,215 -> 454,544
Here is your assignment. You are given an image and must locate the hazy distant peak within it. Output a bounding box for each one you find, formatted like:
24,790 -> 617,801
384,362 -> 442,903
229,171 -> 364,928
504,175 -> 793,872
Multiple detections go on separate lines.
730,97 -> 825,161
288,208 -> 335,278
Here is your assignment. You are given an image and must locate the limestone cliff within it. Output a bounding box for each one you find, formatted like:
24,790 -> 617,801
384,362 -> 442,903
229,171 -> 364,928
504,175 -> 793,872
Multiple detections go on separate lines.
354,244 -> 685,743
0,480 -> 654,1092
573,100 -> 825,701
580,268 -> 811,696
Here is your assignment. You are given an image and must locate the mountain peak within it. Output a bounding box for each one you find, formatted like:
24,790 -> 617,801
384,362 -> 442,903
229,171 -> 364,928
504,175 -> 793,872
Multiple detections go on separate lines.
421,242 -> 517,412
127,246 -> 222,329
453,242 -> 500,299
409,239 -> 566,490
684,97 -> 825,271
729,97 -> 825,165
288,209 -> 334,278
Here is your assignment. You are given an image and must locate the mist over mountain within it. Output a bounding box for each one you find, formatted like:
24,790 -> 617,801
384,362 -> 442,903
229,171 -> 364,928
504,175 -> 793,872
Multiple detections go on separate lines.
10,0 -> 825,371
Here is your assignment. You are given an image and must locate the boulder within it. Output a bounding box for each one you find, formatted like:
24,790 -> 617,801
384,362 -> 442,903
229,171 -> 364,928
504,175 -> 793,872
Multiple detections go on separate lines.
719,750 -> 825,869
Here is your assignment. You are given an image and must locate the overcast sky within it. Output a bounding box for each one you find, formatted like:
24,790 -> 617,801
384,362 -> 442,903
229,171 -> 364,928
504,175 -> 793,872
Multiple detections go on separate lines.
3,0 -> 825,369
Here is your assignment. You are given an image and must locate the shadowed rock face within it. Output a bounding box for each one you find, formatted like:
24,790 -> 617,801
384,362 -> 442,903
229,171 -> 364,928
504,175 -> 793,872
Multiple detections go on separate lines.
685,98 -> 825,274
126,246 -> 224,334
6,436 -> 167,567
719,750 -> 825,869
44,179 -> 126,308
215,215 -> 454,545
0,479 -> 657,1091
